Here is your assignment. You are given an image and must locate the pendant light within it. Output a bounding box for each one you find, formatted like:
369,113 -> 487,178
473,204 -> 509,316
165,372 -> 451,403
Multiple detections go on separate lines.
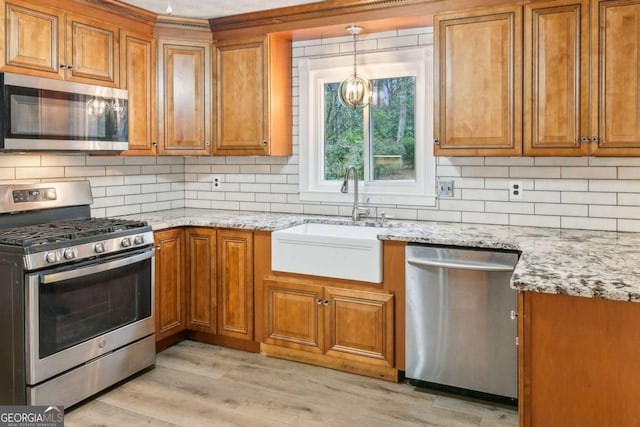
338,25 -> 372,110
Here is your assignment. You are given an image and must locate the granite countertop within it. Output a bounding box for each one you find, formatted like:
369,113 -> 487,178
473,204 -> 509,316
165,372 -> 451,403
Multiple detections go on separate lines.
122,208 -> 640,303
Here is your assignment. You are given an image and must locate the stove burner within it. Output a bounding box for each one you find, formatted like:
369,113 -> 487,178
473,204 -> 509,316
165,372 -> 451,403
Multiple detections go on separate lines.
0,218 -> 148,247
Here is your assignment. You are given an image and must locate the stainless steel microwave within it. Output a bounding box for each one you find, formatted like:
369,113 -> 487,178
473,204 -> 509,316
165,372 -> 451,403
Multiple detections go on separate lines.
0,73 -> 128,152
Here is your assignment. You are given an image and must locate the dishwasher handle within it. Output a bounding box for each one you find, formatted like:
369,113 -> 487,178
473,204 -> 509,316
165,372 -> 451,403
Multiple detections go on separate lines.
407,257 -> 515,272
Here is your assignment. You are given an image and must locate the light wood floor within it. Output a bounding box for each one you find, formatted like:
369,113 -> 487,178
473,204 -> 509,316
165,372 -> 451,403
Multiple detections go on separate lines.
65,340 -> 518,427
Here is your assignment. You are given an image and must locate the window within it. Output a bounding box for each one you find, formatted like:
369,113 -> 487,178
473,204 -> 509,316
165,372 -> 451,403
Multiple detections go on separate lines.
299,47 -> 435,206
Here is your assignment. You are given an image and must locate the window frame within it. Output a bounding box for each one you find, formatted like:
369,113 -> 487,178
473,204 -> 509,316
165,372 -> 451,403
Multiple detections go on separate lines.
298,47 -> 436,206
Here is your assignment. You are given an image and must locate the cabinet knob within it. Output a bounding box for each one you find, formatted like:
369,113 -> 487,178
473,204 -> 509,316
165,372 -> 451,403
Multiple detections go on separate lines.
204,141 -> 211,146
323,300 -> 329,306
59,64 -> 67,69
155,245 -> 161,251
261,140 -> 268,147
67,64 -> 74,70
433,138 -> 440,145
152,141 -> 158,147
591,136 -> 599,143
316,298 -> 322,305
510,310 -> 518,320
580,136 -> 589,143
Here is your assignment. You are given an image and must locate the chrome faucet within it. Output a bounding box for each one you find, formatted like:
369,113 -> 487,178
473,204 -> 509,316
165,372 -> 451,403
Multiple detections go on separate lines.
340,165 -> 370,221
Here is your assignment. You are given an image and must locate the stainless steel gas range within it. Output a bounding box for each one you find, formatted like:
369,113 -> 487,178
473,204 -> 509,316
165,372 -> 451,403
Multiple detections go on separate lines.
0,181 -> 155,407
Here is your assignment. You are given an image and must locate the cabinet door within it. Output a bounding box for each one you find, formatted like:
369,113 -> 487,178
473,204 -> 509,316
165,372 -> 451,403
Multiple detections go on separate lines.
1,1 -> 64,78
214,37 -> 268,155
524,0 -> 589,156
520,292 -> 640,427
157,39 -> 212,156
592,0 -> 640,155
217,229 -> 253,340
65,14 -> 119,86
263,279 -> 324,353
121,31 -> 156,155
324,287 -> 394,367
434,6 -> 522,156
213,35 -> 291,156
154,229 -> 185,341
185,228 -> 216,334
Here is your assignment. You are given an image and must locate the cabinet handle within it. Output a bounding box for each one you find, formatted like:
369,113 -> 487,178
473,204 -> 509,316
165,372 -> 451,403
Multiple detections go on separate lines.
261,140 -> 268,147
580,136 -> 589,143
510,310 -> 518,320
323,300 -> 329,306
316,298 -> 322,305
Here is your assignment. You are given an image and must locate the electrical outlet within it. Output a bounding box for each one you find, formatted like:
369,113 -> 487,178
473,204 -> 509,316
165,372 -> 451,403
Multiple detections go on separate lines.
212,176 -> 223,190
437,179 -> 454,198
509,181 -> 523,200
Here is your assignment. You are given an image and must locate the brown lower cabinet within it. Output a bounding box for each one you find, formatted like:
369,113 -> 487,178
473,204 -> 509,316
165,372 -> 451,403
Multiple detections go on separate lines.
262,278 -> 395,378
154,228 -> 186,340
519,291 -> 640,426
155,228 -> 254,344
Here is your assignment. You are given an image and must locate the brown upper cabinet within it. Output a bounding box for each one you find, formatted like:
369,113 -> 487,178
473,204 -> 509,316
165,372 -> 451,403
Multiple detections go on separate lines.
591,0 -> 640,155
1,0 -> 119,86
524,0 -> 589,156
437,0 -> 640,157
121,31 -> 156,155
434,6 -> 522,156
213,35 -> 292,156
157,37 -> 213,156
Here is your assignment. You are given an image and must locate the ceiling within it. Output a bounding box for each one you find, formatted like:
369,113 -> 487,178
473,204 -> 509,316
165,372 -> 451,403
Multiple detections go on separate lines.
119,0 -> 322,19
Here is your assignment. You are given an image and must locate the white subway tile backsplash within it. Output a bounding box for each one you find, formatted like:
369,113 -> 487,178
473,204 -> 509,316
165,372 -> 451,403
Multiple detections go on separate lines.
106,204 -> 141,217
510,166 -> 560,179
589,180 -> 640,192
461,189 -> 508,201
42,155 -> 86,166
461,212 -> 509,225
124,175 -> 156,185
106,166 -> 141,176
521,191 -> 560,203
125,193 -> 156,204
589,205 -> 640,219
562,167 -> 617,179
486,201 -> 534,214
560,216 -> 617,231
485,157 -> 534,166
536,179 -> 588,191
240,202 -> 270,212
618,193 -> 640,206
536,203 -> 588,217
417,209 -> 461,222
16,167 -> 64,179
618,219 -> 640,232
107,185 -> 141,196
86,156 -> 124,166
562,191 -> 617,205
618,167 -> 640,179
439,199 -> 485,212
256,193 -> 287,203
240,183 -> 271,193
510,214 -> 561,228
462,166 -> 509,178
535,157 -> 589,166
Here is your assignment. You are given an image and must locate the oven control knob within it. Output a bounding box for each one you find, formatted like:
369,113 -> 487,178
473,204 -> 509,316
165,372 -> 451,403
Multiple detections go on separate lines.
63,249 -> 77,260
121,237 -> 132,248
94,243 -> 105,254
134,235 -> 145,245
45,251 -> 60,264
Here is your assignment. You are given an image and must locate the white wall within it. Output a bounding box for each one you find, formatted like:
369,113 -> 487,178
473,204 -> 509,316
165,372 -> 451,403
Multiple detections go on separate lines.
2,27 -> 640,232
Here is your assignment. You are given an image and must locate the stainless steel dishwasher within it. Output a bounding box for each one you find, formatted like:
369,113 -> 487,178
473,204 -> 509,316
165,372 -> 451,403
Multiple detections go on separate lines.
405,244 -> 519,404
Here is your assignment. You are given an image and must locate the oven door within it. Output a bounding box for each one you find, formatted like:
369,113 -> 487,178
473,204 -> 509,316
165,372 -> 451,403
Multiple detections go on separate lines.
25,248 -> 154,385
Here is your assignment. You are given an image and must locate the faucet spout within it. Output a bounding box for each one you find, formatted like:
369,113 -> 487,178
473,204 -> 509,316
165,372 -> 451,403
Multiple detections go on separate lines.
341,165 -> 369,221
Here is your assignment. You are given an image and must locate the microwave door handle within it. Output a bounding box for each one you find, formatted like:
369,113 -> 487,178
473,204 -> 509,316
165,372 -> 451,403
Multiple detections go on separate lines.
40,250 -> 153,284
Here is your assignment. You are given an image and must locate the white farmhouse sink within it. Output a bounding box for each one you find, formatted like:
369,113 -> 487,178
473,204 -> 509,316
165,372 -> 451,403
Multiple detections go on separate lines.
271,223 -> 384,283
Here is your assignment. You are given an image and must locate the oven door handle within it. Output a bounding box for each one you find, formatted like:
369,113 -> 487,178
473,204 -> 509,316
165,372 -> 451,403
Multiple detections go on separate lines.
40,250 -> 153,284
